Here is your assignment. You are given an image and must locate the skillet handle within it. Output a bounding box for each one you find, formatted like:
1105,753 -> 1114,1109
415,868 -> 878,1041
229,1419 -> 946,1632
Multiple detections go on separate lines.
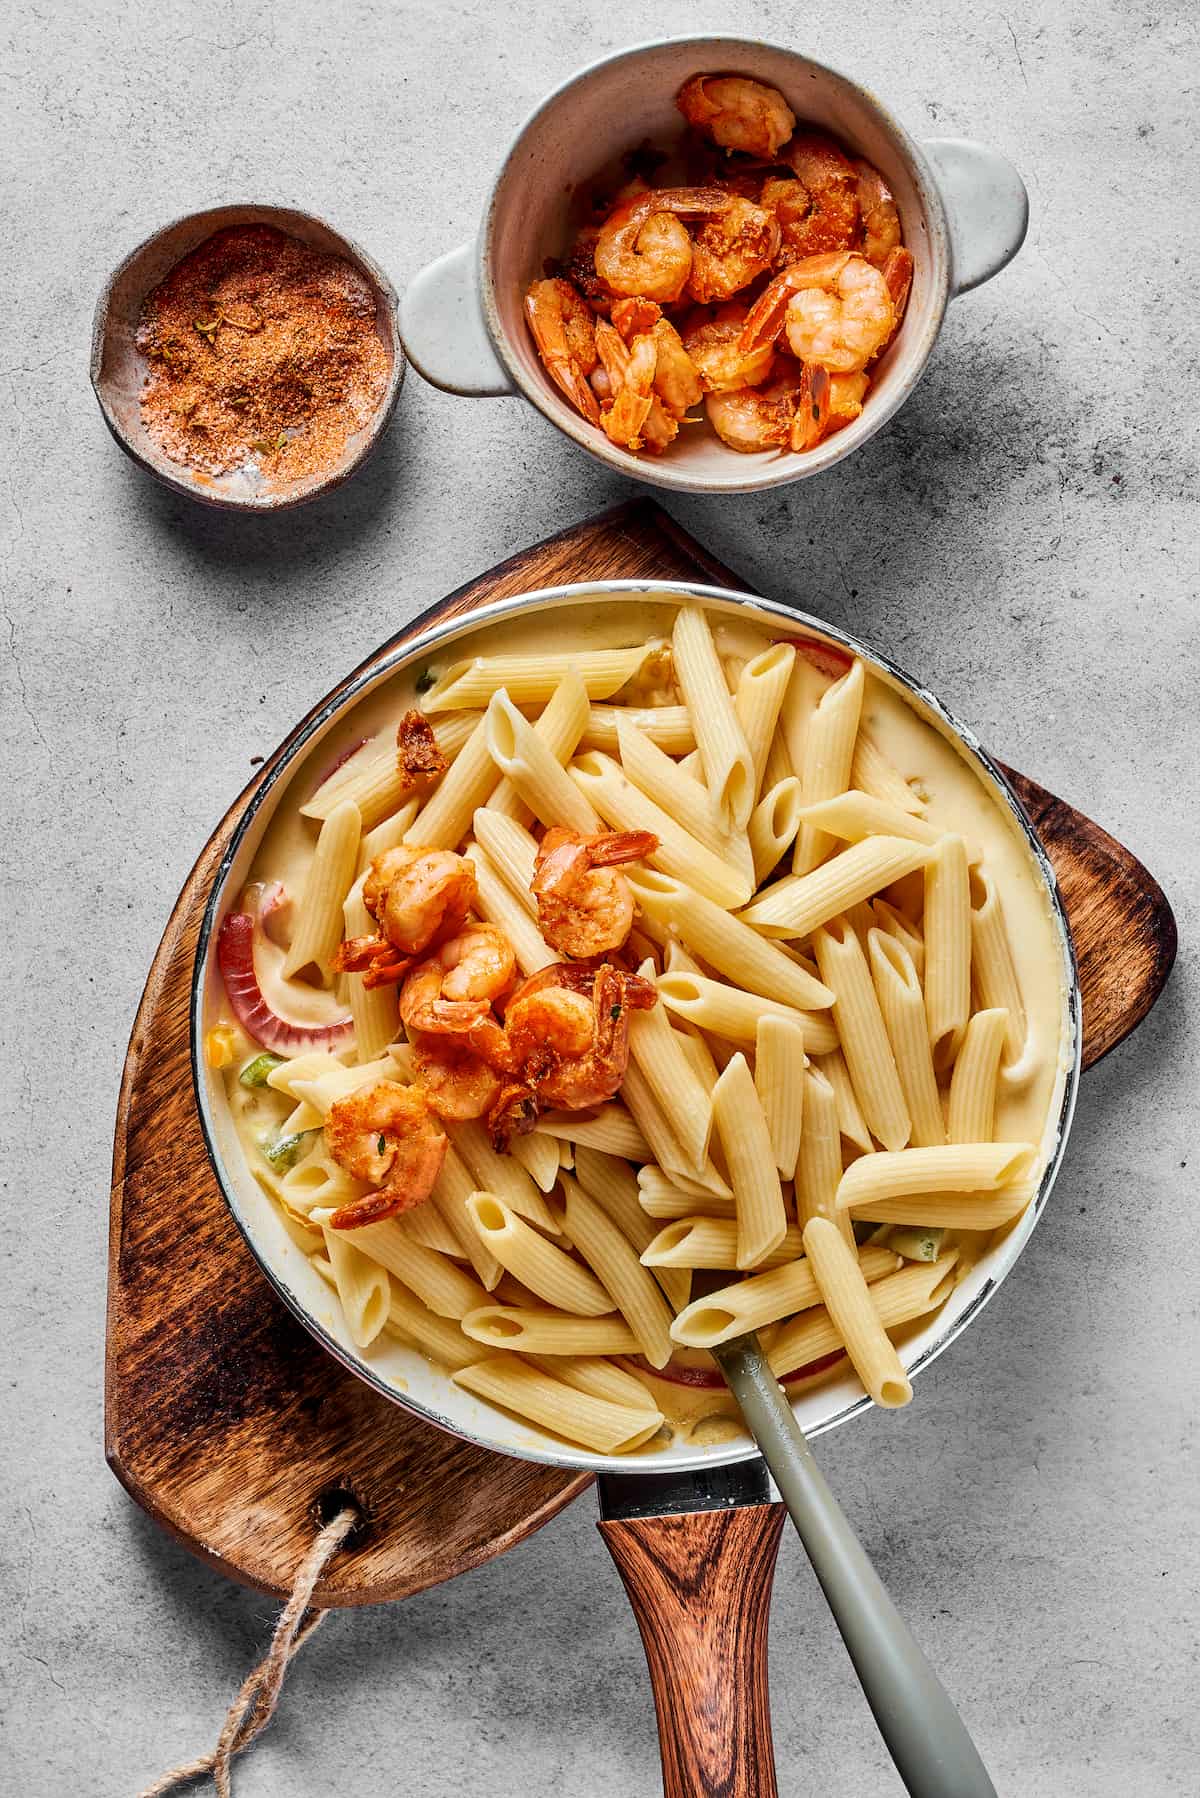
598,1504 -> 785,1798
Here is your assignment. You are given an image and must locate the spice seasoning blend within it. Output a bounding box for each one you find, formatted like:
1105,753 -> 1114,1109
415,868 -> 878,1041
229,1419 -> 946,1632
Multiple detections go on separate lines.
136,224 -> 391,486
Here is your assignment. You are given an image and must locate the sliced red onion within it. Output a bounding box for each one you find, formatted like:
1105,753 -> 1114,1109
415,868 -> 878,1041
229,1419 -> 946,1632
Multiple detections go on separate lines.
777,635 -> 854,681
217,912 -> 354,1055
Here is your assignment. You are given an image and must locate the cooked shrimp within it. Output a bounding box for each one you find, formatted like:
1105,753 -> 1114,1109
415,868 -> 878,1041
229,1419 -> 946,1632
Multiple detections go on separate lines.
880,245 -> 914,334
594,187 -> 732,304
611,298 -> 703,419
791,365 -> 869,451
488,962 -> 658,1140
334,846 -> 476,988
399,924 -> 516,1035
559,227 -> 611,309
594,319 -> 676,453
687,198 -> 781,304
704,365 -> 804,453
772,132 -> 860,260
676,75 -> 796,158
853,160 -> 902,267
531,826 -> 658,958
410,1033 -> 503,1121
524,278 -> 601,425
324,1080 -> 447,1227
740,252 -> 895,374
681,302 -> 775,392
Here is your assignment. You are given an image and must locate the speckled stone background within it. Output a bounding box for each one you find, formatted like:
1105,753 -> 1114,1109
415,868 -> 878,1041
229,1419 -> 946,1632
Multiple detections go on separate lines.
2,2 -> 1196,1793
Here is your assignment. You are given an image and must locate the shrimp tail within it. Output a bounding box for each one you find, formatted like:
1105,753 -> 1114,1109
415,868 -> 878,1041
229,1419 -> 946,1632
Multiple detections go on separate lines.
328,1188 -> 408,1229
487,1082 -> 541,1151
333,935 -> 412,989
585,829 -> 659,869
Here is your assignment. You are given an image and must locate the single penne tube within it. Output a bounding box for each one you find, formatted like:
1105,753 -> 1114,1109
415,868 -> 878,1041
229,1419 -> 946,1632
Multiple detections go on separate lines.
799,789 -> 981,862
581,702 -> 696,755
397,1203 -> 463,1258
802,1217 -> 912,1407
471,807 -> 539,908
636,1169 -> 737,1221
656,969 -> 838,1055
794,659 -> 865,873
673,1023 -> 721,1094
461,1306 -> 641,1355
618,1057 -> 704,1182
321,1225 -> 391,1348
712,1052 -> 787,1269
265,1049 -> 349,1097
447,1117 -> 561,1232
969,863 -> 1030,1076
835,1141 -> 1033,1209
571,750 -> 752,908
562,1174 -> 675,1367
850,726 -> 923,814
280,1099 -> 324,1136
777,653 -> 828,790
534,1105 -> 652,1163
867,929 -> 944,1148
485,688 -> 599,833
348,1221 -> 489,1318
644,1216 -> 803,1270
507,1129 -> 561,1193
616,713 -> 753,880
465,1193 -> 613,1315
342,884 -> 399,1063
794,1065 -> 856,1253
420,644 -> 659,712
947,1008 -> 1009,1143
847,1188 -> 1034,1228
452,1353 -> 664,1455
304,715 -> 477,821
531,1354 -> 660,1411
487,668 -> 591,821
766,1250 -> 959,1377
403,714 -> 498,849
739,835 -> 936,938
924,835 -> 972,1070
749,776 -> 804,883
464,842 -> 556,975
672,604 -> 755,831
572,1147 -> 691,1313
872,898 -> 925,980
755,1014 -> 807,1179
813,918 -> 911,1153
735,642 -> 796,801
384,1283 -> 480,1371
811,1045 -> 874,1156
431,1140 -> 504,1289
627,966 -> 715,1171
282,799 -> 362,983
279,1144 -> 367,1217
763,727 -> 794,793
289,1057 -> 401,1118
358,798 -> 421,871
669,1241 -> 902,1347
629,869 -> 834,1011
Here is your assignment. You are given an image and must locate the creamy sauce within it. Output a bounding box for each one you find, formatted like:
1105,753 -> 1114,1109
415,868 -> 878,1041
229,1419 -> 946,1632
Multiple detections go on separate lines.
214,593 -> 1071,1447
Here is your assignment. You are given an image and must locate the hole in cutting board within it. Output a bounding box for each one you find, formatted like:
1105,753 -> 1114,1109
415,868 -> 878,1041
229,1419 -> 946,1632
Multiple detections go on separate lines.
313,1481 -> 371,1548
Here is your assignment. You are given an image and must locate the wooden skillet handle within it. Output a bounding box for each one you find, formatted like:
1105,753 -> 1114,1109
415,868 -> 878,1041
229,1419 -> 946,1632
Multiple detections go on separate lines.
598,1504 -> 785,1798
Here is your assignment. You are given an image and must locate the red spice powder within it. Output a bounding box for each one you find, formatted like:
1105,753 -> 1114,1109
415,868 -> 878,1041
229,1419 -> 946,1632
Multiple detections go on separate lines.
137,224 -> 390,485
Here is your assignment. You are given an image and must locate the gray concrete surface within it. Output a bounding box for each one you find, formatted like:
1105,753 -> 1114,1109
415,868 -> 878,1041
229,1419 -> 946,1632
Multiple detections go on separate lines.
2,2 -> 1197,1793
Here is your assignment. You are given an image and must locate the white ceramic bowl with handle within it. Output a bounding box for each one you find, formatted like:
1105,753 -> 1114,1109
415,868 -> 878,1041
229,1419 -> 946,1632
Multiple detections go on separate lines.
399,36 -> 1028,493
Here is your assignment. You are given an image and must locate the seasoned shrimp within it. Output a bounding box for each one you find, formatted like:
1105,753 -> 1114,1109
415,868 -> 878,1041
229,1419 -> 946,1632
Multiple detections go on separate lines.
487,962 -> 659,1142
853,160 -> 902,267
594,187 -> 732,304
791,365 -> 869,451
681,302 -> 775,392
610,298 -> 703,419
531,826 -> 658,958
704,365 -> 804,453
524,278 -> 601,425
399,924 -> 516,1035
740,252 -> 895,374
772,132 -> 860,260
334,846 -> 476,988
410,1033 -> 503,1121
687,198 -> 781,304
676,75 -> 796,158
324,1080 -> 447,1227
594,319 -> 676,453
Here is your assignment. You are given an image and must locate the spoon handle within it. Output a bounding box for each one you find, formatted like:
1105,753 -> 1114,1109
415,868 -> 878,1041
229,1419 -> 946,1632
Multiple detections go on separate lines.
717,1338 -> 998,1798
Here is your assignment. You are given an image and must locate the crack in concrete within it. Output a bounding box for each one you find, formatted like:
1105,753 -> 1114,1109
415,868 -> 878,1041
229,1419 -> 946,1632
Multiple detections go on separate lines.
3,608 -> 50,756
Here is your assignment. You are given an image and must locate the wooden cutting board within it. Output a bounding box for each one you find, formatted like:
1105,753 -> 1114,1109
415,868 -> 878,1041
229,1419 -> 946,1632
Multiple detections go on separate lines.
106,498 -> 1177,1607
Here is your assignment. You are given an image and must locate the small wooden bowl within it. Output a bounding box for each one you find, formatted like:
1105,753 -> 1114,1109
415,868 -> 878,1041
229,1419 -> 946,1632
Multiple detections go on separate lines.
90,203 -> 405,511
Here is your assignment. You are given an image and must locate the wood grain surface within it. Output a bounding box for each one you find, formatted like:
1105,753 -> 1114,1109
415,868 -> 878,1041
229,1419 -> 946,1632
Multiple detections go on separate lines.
599,1506 -> 786,1798
106,497 -> 1177,1607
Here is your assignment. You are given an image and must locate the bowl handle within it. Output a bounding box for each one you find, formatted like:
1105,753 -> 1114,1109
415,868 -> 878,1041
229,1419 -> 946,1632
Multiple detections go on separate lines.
923,138 -> 1029,295
398,242 -> 514,396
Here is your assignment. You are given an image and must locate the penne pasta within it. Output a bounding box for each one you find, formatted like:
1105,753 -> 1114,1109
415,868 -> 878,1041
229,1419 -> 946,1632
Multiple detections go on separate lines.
342,882 -> 399,1063
466,1192 -> 614,1315
656,969 -> 838,1055
794,659 -> 865,872
629,869 -> 834,1012
384,1283 -> 481,1371
835,1142 -> 1033,1210
581,703 -> 696,756
430,1140 -> 504,1289
562,1173 -> 675,1367
321,1225 -> 391,1348
532,1355 -> 660,1411
487,668 -> 590,821
872,897 -> 925,980
755,1014 -> 807,1179
924,835 -> 973,1070
347,1221 -> 489,1318
571,750 -> 752,908
669,1242 -> 901,1347
447,1118 -> 561,1232
398,1203 -> 463,1259
794,1064 -> 856,1251
465,842 -> 556,975
358,798 -> 421,871
867,928 -> 944,1148
947,1008 -> 1009,1143
749,776 -> 804,883
403,714 -> 498,849
850,726 -> 923,814
766,1252 -> 959,1378
572,1146 -> 691,1313
672,605 -> 755,831
289,1057 -> 400,1118
420,645 -> 659,712
777,654 -> 828,787
637,1167 -> 737,1221
627,964 -> 715,1172
845,1188 -> 1034,1228
302,718 -> 472,832
534,1105 -> 651,1163
712,1052 -> 787,1269
452,1354 -> 664,1455
616,713 -> 753,879
644,1216 -> 802,1270
282,799 -> 362,983
462,1306 -> 640,1355
813,917 -> 911,1153
508,1129 -> 562,1193
802,1217 -> 913,1407
811,1045 -> 874,1157
485,688 -> 599,833
969,863 -> 1030,1077
734,642 -> 796,802
470,807 -> 539,908
739,835 -> 936,938
798,789 -> 979,861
